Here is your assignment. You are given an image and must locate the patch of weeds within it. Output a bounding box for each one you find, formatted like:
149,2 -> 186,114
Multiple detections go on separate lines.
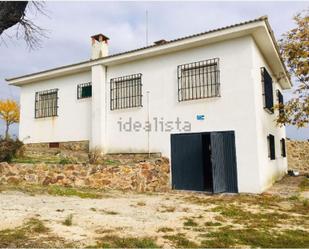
0,184 -> 103,199
62,214 -> 73,226
205,221 -> 221,226
193,227 -> 207,232
59,157 -> 72,165
181,207 -> 190,212
214,215 -> 226,222
200,227 -> 309,248
90,207 -> 97,211
288,199 -> 309,215
299,178 -> 309,191
137,201 -> 146,206
101,209 -> 119,215
183,218 -> 198,227
157,227 -> 174,233
0,218 -> 52,248
200,229 -> 236,248
47,185 -> 102,199
104,159 -> 120,165
211,204 -> 289,228
25,218 -> 49,233
289,195 -> 300,201
303,199 -> 309,207
88,235 -> 159,248
11,157 -> 38,164
194,214 -> 203,219
95,228 -> 115,234
0,227 -> 28,247
163,233 -> 199,248
11,155 -> 71,164
157,205 -> 176,213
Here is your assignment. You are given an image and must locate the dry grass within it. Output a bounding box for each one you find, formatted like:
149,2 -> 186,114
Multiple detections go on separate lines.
0,175 -> 308,248
87,235 -> 159,248
0,183 -> 105,199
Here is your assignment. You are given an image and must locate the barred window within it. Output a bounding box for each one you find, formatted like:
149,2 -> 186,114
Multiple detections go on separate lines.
267,134 -> 276,160
261,67 -> 274,113
35,89 -> 58,118
110,73 -> 142,110
280,138 -> 286,157
177,58 -> 220,102
77,82 -> 92,99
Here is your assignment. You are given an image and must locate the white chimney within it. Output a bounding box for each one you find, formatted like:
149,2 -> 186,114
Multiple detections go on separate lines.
91,34 -> 109,59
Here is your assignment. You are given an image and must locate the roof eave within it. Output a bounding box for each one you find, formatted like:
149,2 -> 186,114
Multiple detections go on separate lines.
6,16 -> 291,89
6,20 -> 266,86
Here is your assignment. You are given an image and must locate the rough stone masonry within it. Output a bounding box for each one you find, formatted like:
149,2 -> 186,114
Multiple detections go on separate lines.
0,157 -> 170,192
287,140 -> 309,173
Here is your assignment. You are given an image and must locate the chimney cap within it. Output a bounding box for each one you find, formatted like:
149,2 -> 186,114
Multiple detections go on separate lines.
154,39 -> 168,45
91,34 -> 109,42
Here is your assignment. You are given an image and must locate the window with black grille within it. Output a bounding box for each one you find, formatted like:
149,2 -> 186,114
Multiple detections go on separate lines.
77,82 -> 92,99
35,89 -> 58,118
261,67 -> 274,113
277,90 -> 284,116
177,58 -> 220,102
280,138 -> 286,157
267,134 -> 276,160
110,74 -> 142,110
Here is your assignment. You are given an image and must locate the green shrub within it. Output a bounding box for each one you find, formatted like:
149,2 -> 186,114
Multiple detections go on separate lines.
0,138 -> 24,162
59,157 -> 71,165
62,214 -> 73,226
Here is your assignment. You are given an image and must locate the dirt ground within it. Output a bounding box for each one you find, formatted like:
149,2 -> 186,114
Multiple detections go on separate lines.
0,175 -> 308,248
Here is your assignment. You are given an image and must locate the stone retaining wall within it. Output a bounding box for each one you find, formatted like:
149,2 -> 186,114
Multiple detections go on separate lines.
0,157 -> 170,192
24,140 -> 89,152
287,140 -> 309,173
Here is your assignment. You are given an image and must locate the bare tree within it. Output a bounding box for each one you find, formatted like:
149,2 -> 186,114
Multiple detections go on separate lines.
0,1 -> 47,49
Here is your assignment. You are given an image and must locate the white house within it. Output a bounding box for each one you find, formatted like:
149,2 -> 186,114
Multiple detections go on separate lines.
7,16 -> 292,193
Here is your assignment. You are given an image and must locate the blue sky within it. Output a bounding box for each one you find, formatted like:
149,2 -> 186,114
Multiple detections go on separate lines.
0,1 -> 308,140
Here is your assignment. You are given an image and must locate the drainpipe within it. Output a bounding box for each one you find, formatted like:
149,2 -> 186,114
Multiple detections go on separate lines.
147,91 -> 150,158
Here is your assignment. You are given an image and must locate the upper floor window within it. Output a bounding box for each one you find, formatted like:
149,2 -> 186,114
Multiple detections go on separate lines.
277,90 -> 284,116
261,67 -> 274,113
110,73 -> 142,110
267,134 -> 275,160
177,58 -> 220,102
35,89 -> 58,118
77,82 -> 92,99
280,138 -> 286,157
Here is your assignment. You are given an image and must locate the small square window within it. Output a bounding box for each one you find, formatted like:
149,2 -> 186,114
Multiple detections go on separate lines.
77,82 -> 92,99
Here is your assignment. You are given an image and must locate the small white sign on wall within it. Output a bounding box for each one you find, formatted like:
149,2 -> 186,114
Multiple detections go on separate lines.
196,115 -> 205,121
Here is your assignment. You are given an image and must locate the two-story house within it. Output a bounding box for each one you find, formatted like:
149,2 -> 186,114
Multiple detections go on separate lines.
7,16 -> 292,193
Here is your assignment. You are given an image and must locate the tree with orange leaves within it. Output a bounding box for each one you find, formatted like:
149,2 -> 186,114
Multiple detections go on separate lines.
0,99 -> 20,139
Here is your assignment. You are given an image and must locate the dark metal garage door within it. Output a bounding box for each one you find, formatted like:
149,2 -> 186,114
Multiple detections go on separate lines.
171,133 -> 205,191
171,131 -> 238,193
211,132 -> 238,193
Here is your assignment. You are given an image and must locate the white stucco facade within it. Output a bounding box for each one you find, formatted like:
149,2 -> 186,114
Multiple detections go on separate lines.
8,17 -> 291,193
19,71 -> 92,143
